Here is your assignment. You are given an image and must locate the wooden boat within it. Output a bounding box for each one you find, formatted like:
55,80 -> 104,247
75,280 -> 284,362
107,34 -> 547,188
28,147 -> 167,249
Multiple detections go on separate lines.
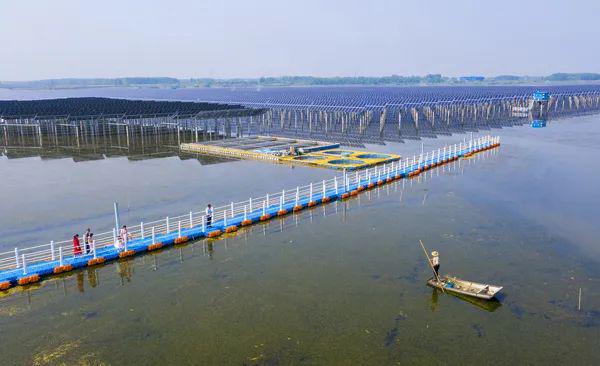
427,275 -> 502,300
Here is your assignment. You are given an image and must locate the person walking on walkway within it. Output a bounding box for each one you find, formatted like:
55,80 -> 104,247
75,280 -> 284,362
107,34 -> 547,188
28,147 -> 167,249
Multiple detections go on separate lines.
431,250 -> 440,278
73,234 -> 82,255
205,204 -> 213,228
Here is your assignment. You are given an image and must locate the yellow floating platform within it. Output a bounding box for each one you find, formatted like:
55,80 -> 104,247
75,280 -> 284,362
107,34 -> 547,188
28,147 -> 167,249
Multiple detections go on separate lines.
180,136 -> 399,170
279,149 -> 400,170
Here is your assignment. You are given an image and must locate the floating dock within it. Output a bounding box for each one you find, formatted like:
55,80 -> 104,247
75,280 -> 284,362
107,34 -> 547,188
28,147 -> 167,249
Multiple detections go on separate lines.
180,136 -> 400,170
0,136 -> 500,291
279,148 -> 400,170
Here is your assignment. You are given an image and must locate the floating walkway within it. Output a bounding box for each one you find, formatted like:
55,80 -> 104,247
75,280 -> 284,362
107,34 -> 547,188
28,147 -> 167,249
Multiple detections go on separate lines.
180,136 -> 400,170
0,136 -> 500,291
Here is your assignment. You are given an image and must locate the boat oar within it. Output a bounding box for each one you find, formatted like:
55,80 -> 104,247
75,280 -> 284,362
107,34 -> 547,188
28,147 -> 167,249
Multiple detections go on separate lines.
419,239 -> 445,293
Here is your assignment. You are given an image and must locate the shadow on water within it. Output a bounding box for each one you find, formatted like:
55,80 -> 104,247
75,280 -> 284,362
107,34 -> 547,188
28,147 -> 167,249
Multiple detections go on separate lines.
429,287 -> 503,313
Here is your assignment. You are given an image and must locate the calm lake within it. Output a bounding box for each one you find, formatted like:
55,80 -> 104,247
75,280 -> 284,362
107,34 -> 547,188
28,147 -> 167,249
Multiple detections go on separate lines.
0,89 -> 599,365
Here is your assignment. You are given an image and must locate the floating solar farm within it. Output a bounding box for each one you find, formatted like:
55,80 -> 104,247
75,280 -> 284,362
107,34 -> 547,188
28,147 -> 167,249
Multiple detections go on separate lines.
2,86 -> 600,154
184,85 -> 600,145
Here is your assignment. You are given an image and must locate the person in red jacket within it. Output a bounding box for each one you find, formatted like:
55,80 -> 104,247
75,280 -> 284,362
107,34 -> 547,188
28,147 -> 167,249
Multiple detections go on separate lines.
73,234 -> 82,255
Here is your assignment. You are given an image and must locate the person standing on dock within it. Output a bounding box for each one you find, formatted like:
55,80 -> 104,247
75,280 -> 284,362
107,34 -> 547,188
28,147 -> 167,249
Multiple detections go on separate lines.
73,234 -> 82,255
88,233 -> 95,254
84,228 -> 92,254
431,251 -> 440,278
119,225 -> 130,248
205,204 -> 213,227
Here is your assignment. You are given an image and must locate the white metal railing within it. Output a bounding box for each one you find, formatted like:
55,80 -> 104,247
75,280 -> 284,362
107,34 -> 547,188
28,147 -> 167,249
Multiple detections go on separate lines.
0,135 -> 499,275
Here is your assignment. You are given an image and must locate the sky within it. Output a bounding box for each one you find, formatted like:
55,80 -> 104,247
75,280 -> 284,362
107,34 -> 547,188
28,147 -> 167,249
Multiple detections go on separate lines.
1,0 -> 599,80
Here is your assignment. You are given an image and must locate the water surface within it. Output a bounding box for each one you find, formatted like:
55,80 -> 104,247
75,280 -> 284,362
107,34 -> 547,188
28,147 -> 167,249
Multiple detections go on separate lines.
1,114 -> 599,365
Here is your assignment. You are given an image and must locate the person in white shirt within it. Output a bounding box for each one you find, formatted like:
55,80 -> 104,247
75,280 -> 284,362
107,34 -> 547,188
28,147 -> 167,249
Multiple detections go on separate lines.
205,204 -> 213,227
431,251 -> 440,278
118,225 -> 130,249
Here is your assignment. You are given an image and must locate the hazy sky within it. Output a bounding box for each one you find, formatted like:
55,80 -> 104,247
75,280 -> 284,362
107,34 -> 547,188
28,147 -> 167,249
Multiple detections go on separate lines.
1,0 -> 598,80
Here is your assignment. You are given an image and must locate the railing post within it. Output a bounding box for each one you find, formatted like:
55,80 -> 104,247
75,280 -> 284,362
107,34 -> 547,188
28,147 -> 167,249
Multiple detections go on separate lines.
189,211 -> 193,228
224,210 -> 228,227
230,202 -> 234,217
59,246 -> 63,266
266,193 -> 270,208
295,186 -> 299,205
178,221 -> 182,238
322,180 -> 326,196
141,222 -> 145,239
166,216 -> 170,233
244,205 -> 247,221
152,226 -> 156,244
249,197 -> 253,212
279,196 -> 283,211
334,176 -> 338,194
262,201 -> 266,215
281,190 -> 285,204
309,183 -> 313,202
202,216 -> 206,232
124,235 -> 128,251
113,228 -> 117,246
22,254 -> 27,275
50,241 -> 55,261
14,247 -> 20,268
92,242 -> 97,259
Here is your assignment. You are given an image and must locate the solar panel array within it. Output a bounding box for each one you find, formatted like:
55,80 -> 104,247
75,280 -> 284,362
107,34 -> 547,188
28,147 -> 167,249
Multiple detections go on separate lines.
0,97 -> 247,119
186,85 -> 600,110
188,85 -> 597,145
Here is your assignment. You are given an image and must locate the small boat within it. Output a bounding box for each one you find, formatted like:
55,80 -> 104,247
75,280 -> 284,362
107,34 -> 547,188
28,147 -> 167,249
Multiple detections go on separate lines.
427,275 -> 503,300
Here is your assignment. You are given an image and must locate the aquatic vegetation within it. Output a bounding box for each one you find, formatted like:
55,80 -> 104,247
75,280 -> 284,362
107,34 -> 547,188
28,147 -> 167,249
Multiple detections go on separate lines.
31,340 -> 81,366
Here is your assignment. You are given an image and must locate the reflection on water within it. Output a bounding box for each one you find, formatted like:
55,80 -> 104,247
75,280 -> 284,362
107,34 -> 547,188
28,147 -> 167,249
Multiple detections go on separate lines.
430,288 -> 439,312
429,287 -> 503,313
1,119 -> 233,165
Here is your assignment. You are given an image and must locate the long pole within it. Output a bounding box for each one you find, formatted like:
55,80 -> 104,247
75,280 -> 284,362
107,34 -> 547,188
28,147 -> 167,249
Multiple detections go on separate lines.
114,202 -> 120,232
419,239 -> 444,293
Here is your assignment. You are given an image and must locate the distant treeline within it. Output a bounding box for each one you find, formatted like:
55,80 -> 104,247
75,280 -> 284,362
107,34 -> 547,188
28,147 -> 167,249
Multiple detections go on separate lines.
0,77 -> 179,89
1,73 -> 599,89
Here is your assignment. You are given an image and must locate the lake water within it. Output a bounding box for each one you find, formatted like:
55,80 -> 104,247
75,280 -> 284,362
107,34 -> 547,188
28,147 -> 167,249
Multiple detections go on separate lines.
0,91 -> 599,365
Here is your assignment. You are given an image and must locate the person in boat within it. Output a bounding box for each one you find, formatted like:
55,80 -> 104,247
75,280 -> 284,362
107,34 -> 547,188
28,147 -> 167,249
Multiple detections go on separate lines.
431,250 -> 440,278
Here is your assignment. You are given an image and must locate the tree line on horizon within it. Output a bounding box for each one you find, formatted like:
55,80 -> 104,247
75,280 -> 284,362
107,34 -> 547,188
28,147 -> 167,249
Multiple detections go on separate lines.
1,73 -> 599,89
